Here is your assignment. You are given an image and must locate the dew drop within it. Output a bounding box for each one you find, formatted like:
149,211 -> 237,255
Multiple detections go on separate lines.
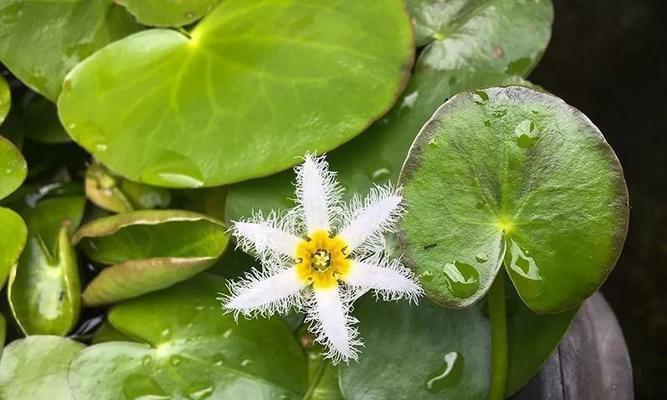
472,90 -> 489,105
122,374 -> 169,400
514,119 -> 539,149
475,254 -> 489,263
505,239 -> 544,299
140,150 -> 204,188
425,351 -> 463,393
370,167 -> 391,183
222,329 -> 233,339
241,359 -> 254,368
140,355 -> 152,367
427,137 -> 439,148
168,355 -> 183,367
442,261 -> 479,299
400,91 -> 419,110
418,270 -> 434,283
160,328 -> 171,339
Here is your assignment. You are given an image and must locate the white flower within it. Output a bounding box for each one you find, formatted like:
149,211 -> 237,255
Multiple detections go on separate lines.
220,154 -> 423,363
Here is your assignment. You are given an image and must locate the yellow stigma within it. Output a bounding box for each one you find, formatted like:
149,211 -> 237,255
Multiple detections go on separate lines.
295,230 -> 351,289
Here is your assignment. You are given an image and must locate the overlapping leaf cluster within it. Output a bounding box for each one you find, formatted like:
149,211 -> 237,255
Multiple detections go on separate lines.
0,1 -> 629,399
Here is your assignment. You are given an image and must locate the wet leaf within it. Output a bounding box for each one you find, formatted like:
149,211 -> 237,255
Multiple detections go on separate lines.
0,74 -> 9,124
118,0 -> 220,27
22,93 -> 71,143
408,0 -> 553,75
0,336 -> 84,400
0,0 -> 141,101
339,289 -> 575,399
69,274 -> 308,399
0,135 -> 27,200
73,210 -> 229,305
8,196 -> 85,335
58,0 -> 414,187
85,161 -> 171,213
399,86 -> 629,312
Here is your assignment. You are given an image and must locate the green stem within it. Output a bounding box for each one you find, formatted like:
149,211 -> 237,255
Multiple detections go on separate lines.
302,358 -> 327,400
488,273 -> 508,400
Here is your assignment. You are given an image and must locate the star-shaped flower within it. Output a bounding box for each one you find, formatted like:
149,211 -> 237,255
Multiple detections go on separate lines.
221,154 -> 423,363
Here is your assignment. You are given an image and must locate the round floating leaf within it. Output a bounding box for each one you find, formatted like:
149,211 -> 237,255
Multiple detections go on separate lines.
73,210 -> 229,305
85,160 -> 171,213
8,196 -> 85,335
0,74 -> 9,124
22,94 -> 71,143
0,0 -> 141,101
339,290 -> 575,399
408,0 -> 553,75
399,86 -> 629,312
118,0 -> 220,27
0,336 -> 84,400
0,136 -> 27,201
58,0 -> 414,187
0,207 -> 27,288
69,274 -> 308,399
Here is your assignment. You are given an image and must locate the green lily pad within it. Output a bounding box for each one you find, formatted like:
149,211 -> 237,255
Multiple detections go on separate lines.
69,274 -> 308,399
409,0 -> 553,75
85,160 -> 171,213
22,93 -> 71,143
339,289 -> 575,399
399,86 -> 629,312
73,210 -> 229,305
0,335 -> 84,400
92,321 -> 135,344
118,0 -> 220,27
0,0 -> 141,101
0,74 -> 9,124
225,0 -> 552,221
0,207 -> 27,288
0,135 -> 27,201
8,196 -> 85,335
57,0 -> 414,187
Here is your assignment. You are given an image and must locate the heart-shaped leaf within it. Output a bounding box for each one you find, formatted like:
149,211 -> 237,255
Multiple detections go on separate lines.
339,289 -> 575,399
399,86 -> 629,312
118,0 -> 220,27
0,0 -> 140,101
0,136 -> 27,200
73,210 -> 229,305
58,0 -> 414,187
8,196 -> 85,335
225,0 -> 552,221
22,93 -> 71,143
85,160 -> 171,213
409,0 -> 553,75
0,75 -> 9,124
0,208 -> 27,288
0,336 -> 84,400
69,274 -> 308,399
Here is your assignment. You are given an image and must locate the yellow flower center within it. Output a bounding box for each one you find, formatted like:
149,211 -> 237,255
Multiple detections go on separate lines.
295,230 -> 351,289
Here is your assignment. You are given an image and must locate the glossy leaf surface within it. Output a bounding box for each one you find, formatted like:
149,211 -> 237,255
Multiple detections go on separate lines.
69,275 -> 308,400
339,290 -> 575,399
399,86 -> 629,311
58,0 -> 414,187
0,74 -> 9,124
0,208 -> 26,288
119,0 -> 220,27
0,0 -> 140,101
0,135 -> 26,200
73,210 -> 229,305
8,196 -> 85,335
408,0 -> 553,75
0,336 -> 84,400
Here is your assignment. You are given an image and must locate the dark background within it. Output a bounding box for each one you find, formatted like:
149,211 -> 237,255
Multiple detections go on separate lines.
530,0 -> 666,398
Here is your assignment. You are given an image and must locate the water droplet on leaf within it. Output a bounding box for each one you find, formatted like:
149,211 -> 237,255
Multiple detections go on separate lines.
140,150 -> 204,188
442,261 -> 479,298
425,351 -> 463,393
122,374 -> 168,400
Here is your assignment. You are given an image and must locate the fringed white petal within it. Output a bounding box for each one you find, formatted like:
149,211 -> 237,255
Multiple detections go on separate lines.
295,154 -> 343,233
305,286 -> 361,364
231,209 -> 301,260
344,255 -> 423,303
339,184 -> 404,254
221,267 -> 305,317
